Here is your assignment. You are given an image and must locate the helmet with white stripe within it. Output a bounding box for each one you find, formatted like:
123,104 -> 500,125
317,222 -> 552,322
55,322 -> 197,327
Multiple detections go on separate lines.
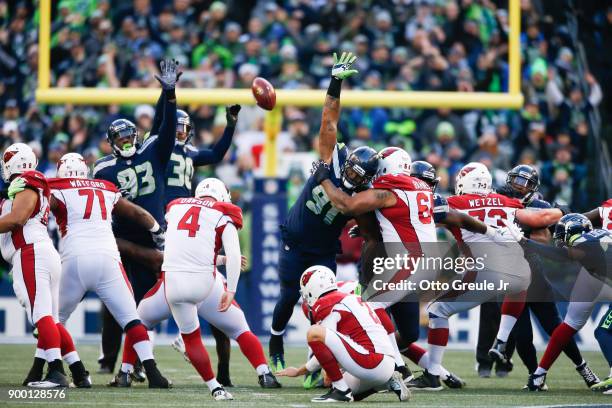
2,143 -> 37,182
455,162 -> 492,196
195,178 -> 231,202
57,153 -> 88,179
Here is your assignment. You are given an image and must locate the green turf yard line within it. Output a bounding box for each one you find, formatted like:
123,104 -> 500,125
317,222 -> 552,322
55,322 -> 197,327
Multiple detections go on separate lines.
0,344 -> 610,407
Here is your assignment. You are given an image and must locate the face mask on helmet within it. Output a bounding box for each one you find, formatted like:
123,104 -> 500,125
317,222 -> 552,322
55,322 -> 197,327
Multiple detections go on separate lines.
110,127 -> 138,158
342,164 -> 368,189
341,148 -> 379,190
1,143 -> 38,182
553,214 -> 593,247
176,122 -> 193,144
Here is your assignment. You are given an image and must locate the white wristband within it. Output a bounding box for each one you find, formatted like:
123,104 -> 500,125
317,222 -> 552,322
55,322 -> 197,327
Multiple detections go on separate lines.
485,226 -> 496,237
149,221 -> 161,233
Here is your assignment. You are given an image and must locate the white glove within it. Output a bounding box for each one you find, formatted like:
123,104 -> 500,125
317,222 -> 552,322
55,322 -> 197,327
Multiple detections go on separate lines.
484,225 -> 510,245
500,219 -> 525,242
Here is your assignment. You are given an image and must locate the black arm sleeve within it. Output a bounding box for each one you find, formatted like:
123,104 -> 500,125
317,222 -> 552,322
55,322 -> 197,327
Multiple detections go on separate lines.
155,89 -> 177,165
192,125 -> 235,166
150,90 -> 165,136
522,239 -> 572,262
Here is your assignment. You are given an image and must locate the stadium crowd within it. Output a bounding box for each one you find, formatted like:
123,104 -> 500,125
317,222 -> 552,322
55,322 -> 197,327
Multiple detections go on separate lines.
0,0 -> 606,210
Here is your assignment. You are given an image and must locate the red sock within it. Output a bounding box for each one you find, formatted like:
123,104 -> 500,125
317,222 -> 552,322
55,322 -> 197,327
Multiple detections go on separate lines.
375,309 -> 395,334
501,291 -> 527,318
182,328 -> 215,381
308,340 -> 342,382
539,322 -> 577,370
36,316 -> 61,352
404,343 -> 427,365
56,323 -> 76,356
125,324 -> 152,362
428,328 -> 449,347
236,331 -> 267,369
122,331 -> 138,366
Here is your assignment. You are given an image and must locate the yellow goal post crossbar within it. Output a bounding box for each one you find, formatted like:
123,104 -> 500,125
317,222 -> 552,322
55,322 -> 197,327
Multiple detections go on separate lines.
35,0 -> 523,109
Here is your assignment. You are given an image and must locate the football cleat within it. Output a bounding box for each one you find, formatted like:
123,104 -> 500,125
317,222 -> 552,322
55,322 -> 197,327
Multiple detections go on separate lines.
591,376 -> 612,392
405,371 -> 443,391
172,336 -> 190,363
526,372 -> 547,391
488,339 -> 511,367
28,370 -> 69,388
443,372 -> 466,389
388,371 -> 411,401
576,361 -> 600,388
311,387 -> 354,403
22,358 -> 45,386
211,386 -> 233,400
131,362 -> 146,383
495,359 -> 513,378
259,372 -> 282,388
477,363 -> 492,378
70,371 -> 92,388
143,360 -> 171,389
303,369 -> 324,389
108,370 -> 132,387
270,353 -> 286,372
396,365 -> 414,383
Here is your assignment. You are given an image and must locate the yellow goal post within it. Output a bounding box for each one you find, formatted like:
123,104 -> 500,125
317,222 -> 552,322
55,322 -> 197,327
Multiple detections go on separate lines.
35,0 -> 522,110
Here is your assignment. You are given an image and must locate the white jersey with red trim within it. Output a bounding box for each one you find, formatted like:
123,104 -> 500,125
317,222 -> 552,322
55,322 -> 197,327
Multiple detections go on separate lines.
447,193 -> 523,243
48,178 -> 122,261
311,291 -> 394,357
447,192 -> 528,278
162,197 -> 243,274
372,174 -> 437,246
598,199 -> 612,231
0,171 -> 52,262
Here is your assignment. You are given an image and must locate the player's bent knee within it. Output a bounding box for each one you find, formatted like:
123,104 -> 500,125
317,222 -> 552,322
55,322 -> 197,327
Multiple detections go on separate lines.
124,319 -> 142,331
306,325 -> 326,343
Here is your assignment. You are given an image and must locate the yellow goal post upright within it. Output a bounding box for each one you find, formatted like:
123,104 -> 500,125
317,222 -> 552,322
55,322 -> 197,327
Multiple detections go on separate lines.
36,0 -> 522,175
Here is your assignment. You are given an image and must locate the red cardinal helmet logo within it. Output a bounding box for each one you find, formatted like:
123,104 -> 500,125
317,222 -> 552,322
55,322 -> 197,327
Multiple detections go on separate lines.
301,270 -> 315,286
458,166 -> 476,178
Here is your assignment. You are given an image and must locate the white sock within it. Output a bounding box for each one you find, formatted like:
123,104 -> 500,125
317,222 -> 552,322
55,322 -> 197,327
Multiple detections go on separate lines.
332,378 -> 349,392
417,352 -> 429,369
35,348 -> 46,359
427,344 -> 445,376
388,334 -> 405,367
121,363 -> 134,373
63,351 -> 80,365
133,340 -> 154,361
206,378 -> 222,392
270,328 -> 285,336
497,315 -> 518,342
45,348 -> 61,362
534,367 -> 547,375
256,364 -> 270,376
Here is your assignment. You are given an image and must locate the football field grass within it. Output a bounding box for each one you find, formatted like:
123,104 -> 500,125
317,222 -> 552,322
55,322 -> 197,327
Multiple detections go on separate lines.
0,344 -> 610,407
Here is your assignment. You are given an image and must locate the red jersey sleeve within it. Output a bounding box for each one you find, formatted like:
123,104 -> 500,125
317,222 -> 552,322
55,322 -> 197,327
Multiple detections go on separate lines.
213,202 -> 243,229
498,194 -> 524,209
311,291 -> 346,323
373,174 -> 430,191
601,199 -> 612,208
20,171 -> 50,198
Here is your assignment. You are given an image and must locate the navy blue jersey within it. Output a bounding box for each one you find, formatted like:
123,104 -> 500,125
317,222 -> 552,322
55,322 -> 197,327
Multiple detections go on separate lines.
94,94 -> 176,243
281,143 -> 352,254
164,125 -> 235,205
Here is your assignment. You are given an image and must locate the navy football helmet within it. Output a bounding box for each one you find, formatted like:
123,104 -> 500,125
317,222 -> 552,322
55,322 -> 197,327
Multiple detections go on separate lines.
410,160 -> 440,191
341,146 -> 379,190
505,164 -> 539,201
553,213 -> 593,246
107,119 -> 138,158
176,109 -> 194,144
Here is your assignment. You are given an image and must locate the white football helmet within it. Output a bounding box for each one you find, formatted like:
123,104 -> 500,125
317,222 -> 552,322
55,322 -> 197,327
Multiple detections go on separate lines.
2,143 -> 37,182
455,162 -> 492,196
300,265 -> 337,307
377,147 -> 411,177
57,153 -> 88,179
195,178 -> 231,202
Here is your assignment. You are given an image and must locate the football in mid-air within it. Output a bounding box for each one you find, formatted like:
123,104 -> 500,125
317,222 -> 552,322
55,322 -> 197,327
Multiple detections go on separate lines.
251,77 -> 276,111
